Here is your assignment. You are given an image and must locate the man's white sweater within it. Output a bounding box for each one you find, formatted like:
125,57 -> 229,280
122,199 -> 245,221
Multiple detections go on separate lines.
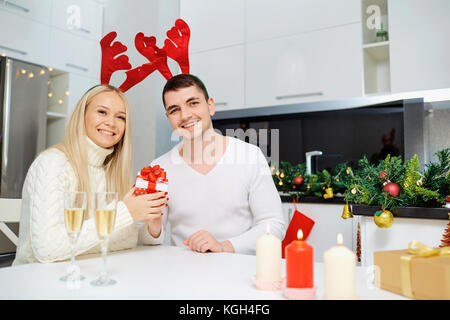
13,138 -> 153,265
150,137 -> 286,255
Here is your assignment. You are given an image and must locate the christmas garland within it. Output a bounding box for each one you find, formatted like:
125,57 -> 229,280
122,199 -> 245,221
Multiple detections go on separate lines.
272,148 -> 450,210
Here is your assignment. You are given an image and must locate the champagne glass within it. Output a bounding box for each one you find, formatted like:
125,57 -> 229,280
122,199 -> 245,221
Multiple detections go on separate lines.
91,191 -> 118,286
60,191 -> 87,282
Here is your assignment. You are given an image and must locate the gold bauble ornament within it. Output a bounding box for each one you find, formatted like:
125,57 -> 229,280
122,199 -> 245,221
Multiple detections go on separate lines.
323,187 -> 334,199
417,177 -> 423,186
374,209 -> 394,228
341,203 -> 353,219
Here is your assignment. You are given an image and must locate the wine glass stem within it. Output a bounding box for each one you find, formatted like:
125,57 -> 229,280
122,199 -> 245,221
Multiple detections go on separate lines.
100,238 -> 109,281
70,243 -> 75,269
69,236 -> 77,276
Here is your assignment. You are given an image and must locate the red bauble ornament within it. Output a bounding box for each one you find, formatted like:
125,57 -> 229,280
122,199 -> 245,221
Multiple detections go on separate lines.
383,182 -> 401,197
294,176 -> 304,186
379,170 -> 388,179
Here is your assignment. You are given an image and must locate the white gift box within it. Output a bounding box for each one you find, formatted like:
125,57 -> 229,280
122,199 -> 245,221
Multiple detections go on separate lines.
135,177 -> 168,192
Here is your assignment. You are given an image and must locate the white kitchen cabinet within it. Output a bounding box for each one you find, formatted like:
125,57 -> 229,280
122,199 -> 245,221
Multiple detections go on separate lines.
282,202 -> 354,262
246,23 -> 363,108
46,69 -> 67,149
363,41 -> 391,95
190,45 -> 245,111
180,0 -> 245,53
388,0 -> 450,93
49,28 -> 100,79
356,215 -> 447,267
47,72 -> 68,116
0,0 -> 51,25
246,0 -> 361,42
51,0 -> 103,41
46,72 -> 98,148
67,72 -> 98,115
0,9 -> 50,66
281,202 -> 294,228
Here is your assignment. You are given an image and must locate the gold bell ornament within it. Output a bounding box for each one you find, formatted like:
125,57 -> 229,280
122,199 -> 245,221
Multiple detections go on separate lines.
374,209 -> 394,228
341,203 -> 353,219
323,187 -> 334,199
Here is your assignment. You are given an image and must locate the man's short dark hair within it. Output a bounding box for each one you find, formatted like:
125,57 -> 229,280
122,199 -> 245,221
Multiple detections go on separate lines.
162,74 -> 209,108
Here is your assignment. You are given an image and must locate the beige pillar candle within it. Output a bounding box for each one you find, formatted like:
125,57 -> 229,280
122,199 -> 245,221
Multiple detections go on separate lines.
323,233 -> 356,299
256,224 -> 282,282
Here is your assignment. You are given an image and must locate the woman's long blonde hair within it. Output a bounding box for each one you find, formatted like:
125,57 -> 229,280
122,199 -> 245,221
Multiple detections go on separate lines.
54,84 -> 132,209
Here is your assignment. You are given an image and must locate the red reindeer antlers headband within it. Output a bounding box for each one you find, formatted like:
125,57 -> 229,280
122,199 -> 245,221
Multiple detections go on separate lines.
100,19 -> 190,92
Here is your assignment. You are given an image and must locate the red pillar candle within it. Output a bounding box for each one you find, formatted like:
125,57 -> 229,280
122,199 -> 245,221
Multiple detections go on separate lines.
285,229 -> 314,288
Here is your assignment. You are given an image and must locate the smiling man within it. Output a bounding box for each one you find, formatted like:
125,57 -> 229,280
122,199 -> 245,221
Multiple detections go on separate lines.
146,74 -> 285,255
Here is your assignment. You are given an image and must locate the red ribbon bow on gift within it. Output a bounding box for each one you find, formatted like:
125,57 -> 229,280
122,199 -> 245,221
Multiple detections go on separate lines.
134,165 -> 168,196
140,165 -> 167,182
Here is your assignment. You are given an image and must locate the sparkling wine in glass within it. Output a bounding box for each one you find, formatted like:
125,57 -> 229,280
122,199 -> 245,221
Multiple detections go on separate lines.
91,191 -> 118,286
60,191 -> 87,282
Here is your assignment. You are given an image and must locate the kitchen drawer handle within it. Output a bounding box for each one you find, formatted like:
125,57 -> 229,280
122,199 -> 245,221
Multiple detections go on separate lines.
77,27 -> 91,34
0,45 -> 27,55
5,1 -> 30,12
66,63 -> 88,72
276,92 -> 323,100
215,102 -> 228,107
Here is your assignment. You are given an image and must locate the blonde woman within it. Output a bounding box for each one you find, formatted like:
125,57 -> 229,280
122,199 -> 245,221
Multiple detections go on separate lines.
13,84 -> 166,265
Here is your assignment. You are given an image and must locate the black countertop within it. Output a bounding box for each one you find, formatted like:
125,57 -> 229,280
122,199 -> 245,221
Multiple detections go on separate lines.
279,193 -> 449,220
280,195 -> 346,204
351,204 -> 449,220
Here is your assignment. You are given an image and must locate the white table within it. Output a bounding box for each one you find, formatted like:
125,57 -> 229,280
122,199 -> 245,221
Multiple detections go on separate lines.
0,245 -> 407,300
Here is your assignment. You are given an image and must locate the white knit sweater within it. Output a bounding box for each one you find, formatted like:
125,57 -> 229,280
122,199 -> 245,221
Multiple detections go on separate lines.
13,138 -> 155,265
149,137 -> 286,255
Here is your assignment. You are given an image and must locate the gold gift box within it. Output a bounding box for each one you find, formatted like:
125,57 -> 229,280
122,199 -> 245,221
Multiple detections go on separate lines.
374,246 -> 450,300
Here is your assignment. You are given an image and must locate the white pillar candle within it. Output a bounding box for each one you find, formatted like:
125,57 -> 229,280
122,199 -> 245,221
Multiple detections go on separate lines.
256,224 -> 282,282
323,233 -> 356,299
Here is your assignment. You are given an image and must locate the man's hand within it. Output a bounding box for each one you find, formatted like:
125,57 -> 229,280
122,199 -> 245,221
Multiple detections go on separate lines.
184,230 -> 235,253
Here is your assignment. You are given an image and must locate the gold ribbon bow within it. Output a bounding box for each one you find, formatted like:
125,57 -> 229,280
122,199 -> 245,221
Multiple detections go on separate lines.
400,241 -> 450,298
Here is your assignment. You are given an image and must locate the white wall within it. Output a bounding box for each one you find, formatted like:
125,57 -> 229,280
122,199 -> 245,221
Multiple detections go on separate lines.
154,0 -> 182,158
102,0 -> 180,174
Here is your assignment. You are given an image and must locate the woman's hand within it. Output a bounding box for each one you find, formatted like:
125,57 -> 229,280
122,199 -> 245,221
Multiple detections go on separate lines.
122,187 -> 167,222
147,217 -> 163,238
